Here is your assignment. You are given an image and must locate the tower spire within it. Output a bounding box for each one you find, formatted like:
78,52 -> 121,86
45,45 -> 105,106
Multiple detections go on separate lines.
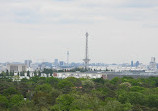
83,32 -> 90,70
67,51 -> 69,67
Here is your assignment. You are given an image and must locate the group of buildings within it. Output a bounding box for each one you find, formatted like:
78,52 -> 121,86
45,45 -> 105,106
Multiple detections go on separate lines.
0,56 -> 156,74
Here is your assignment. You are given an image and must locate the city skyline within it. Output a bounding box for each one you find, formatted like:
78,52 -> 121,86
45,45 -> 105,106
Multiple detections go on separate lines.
0,57 -> 157,66
0,0 -> 158,64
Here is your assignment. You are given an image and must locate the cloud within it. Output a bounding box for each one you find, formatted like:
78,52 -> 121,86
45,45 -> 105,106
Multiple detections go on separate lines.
0,0 -> 124,24
0,0 -> 158,63
120,0 -> 158,8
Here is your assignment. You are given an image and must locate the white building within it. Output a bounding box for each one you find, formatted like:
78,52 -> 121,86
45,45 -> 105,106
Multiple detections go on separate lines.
7,64 -> 27,72
148,57 -> 157,72
53,72 -> 103,79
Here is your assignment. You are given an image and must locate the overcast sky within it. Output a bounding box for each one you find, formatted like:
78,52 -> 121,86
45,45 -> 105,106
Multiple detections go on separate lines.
0,0 -> 158,64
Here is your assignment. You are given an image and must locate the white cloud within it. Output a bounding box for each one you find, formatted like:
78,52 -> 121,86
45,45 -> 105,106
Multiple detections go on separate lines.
0,0 -> 158,64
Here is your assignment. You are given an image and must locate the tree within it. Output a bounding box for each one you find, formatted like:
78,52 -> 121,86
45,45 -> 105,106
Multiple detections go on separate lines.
17,72 -> 20,76
20,72 -> 24,76
82,79 -> 95,92
70,94 -> 99,111
93,78 -> 105,84
103,99 -> 132,111
33,91 -> 51,109
52,94 -> 74,111
6,70 -> 9,76
38,70 -> 41,77
27,70 -> 30,77
35,84 -> 52,93
34,70 -> 37,76
46,77 -> 59,88
9,94 -> 23,107
58,80 -> 74,93
118,92 -> 146,105
147,94 -> 158,108
130,86 -> 145,92
3,87 -> 18,96
0,95 -> 8,108
110,77 -> 122,85
10,71 -> 14,76
66,77 -> 82,87
1,71 -> 6,77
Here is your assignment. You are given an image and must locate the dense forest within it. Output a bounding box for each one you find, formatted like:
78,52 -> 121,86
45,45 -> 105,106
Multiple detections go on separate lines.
1,76 -> 158,111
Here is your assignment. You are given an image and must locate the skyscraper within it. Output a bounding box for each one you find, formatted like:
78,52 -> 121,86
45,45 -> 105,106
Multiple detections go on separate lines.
24,60 -> 32,68
131,61 -> 134,67
135,61 -> 140,67
54,59 -> 58,66
149,57 -> 157,71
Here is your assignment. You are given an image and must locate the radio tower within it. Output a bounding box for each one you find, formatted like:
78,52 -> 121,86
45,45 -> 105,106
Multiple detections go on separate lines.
67,51 -> 69,67
83,32 -> 90,70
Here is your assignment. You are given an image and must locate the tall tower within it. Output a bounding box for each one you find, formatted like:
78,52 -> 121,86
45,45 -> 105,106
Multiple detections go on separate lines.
83,32 -> 90,70
67,51 -> 69,66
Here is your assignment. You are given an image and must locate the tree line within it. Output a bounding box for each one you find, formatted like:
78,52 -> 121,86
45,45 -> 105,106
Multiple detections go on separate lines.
1,75 -> 158,111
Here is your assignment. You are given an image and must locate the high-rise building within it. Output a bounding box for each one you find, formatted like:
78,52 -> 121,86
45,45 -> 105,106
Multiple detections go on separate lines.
24,60 -> 32,68
131,61 -> 134,67
7,64 -> 26,72
135,61 -> 140,67
54,59 -> 58,66
149,57 -> 157,71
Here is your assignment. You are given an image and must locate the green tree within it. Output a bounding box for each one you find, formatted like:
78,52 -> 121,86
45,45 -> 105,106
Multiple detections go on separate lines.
35,84 -> 52,93
38,70 -> 41,77
118,92 -> 146,105
0,95 -> 8,108
27,70 -> 30,77
82,79 -> 95,92
6,70 -> 9,76
52,94 -> 74,111
3,87 -> 18,96
147,94 -> 158,108
58,80 -> 74,93
9,94 -> 23,107
103,99 -> 132,111
34,70 -> 37,76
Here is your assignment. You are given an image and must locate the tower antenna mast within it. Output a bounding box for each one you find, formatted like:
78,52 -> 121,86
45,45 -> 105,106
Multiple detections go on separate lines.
83,32 -> 90,70
67,51 -> 69,67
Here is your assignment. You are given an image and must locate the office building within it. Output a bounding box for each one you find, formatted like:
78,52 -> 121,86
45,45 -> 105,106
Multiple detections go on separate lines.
149,57 -> 157,71
135,61 -> 140,67
7,64 -> 27,72
54,59 -> 59,66
24,60 -> 32,68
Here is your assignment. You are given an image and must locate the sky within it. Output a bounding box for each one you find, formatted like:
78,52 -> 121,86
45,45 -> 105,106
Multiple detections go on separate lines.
0,0 -> 158,64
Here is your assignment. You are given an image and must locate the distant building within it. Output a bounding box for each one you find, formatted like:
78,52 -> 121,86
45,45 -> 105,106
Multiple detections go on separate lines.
135,61 -> 140,67
39,62 -> 52,70
131,61 -> 134,67
151,57 -> 156,63
54,59 -> 59,66
7,64 -> 27,72
59,61 -> 64,66
24,60 -> 32,68
54,72 -> 103,79
149,57 -> 157,71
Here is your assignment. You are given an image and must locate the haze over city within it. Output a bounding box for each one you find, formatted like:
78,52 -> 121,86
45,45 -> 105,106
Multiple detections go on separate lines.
0,0 -> 158,64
